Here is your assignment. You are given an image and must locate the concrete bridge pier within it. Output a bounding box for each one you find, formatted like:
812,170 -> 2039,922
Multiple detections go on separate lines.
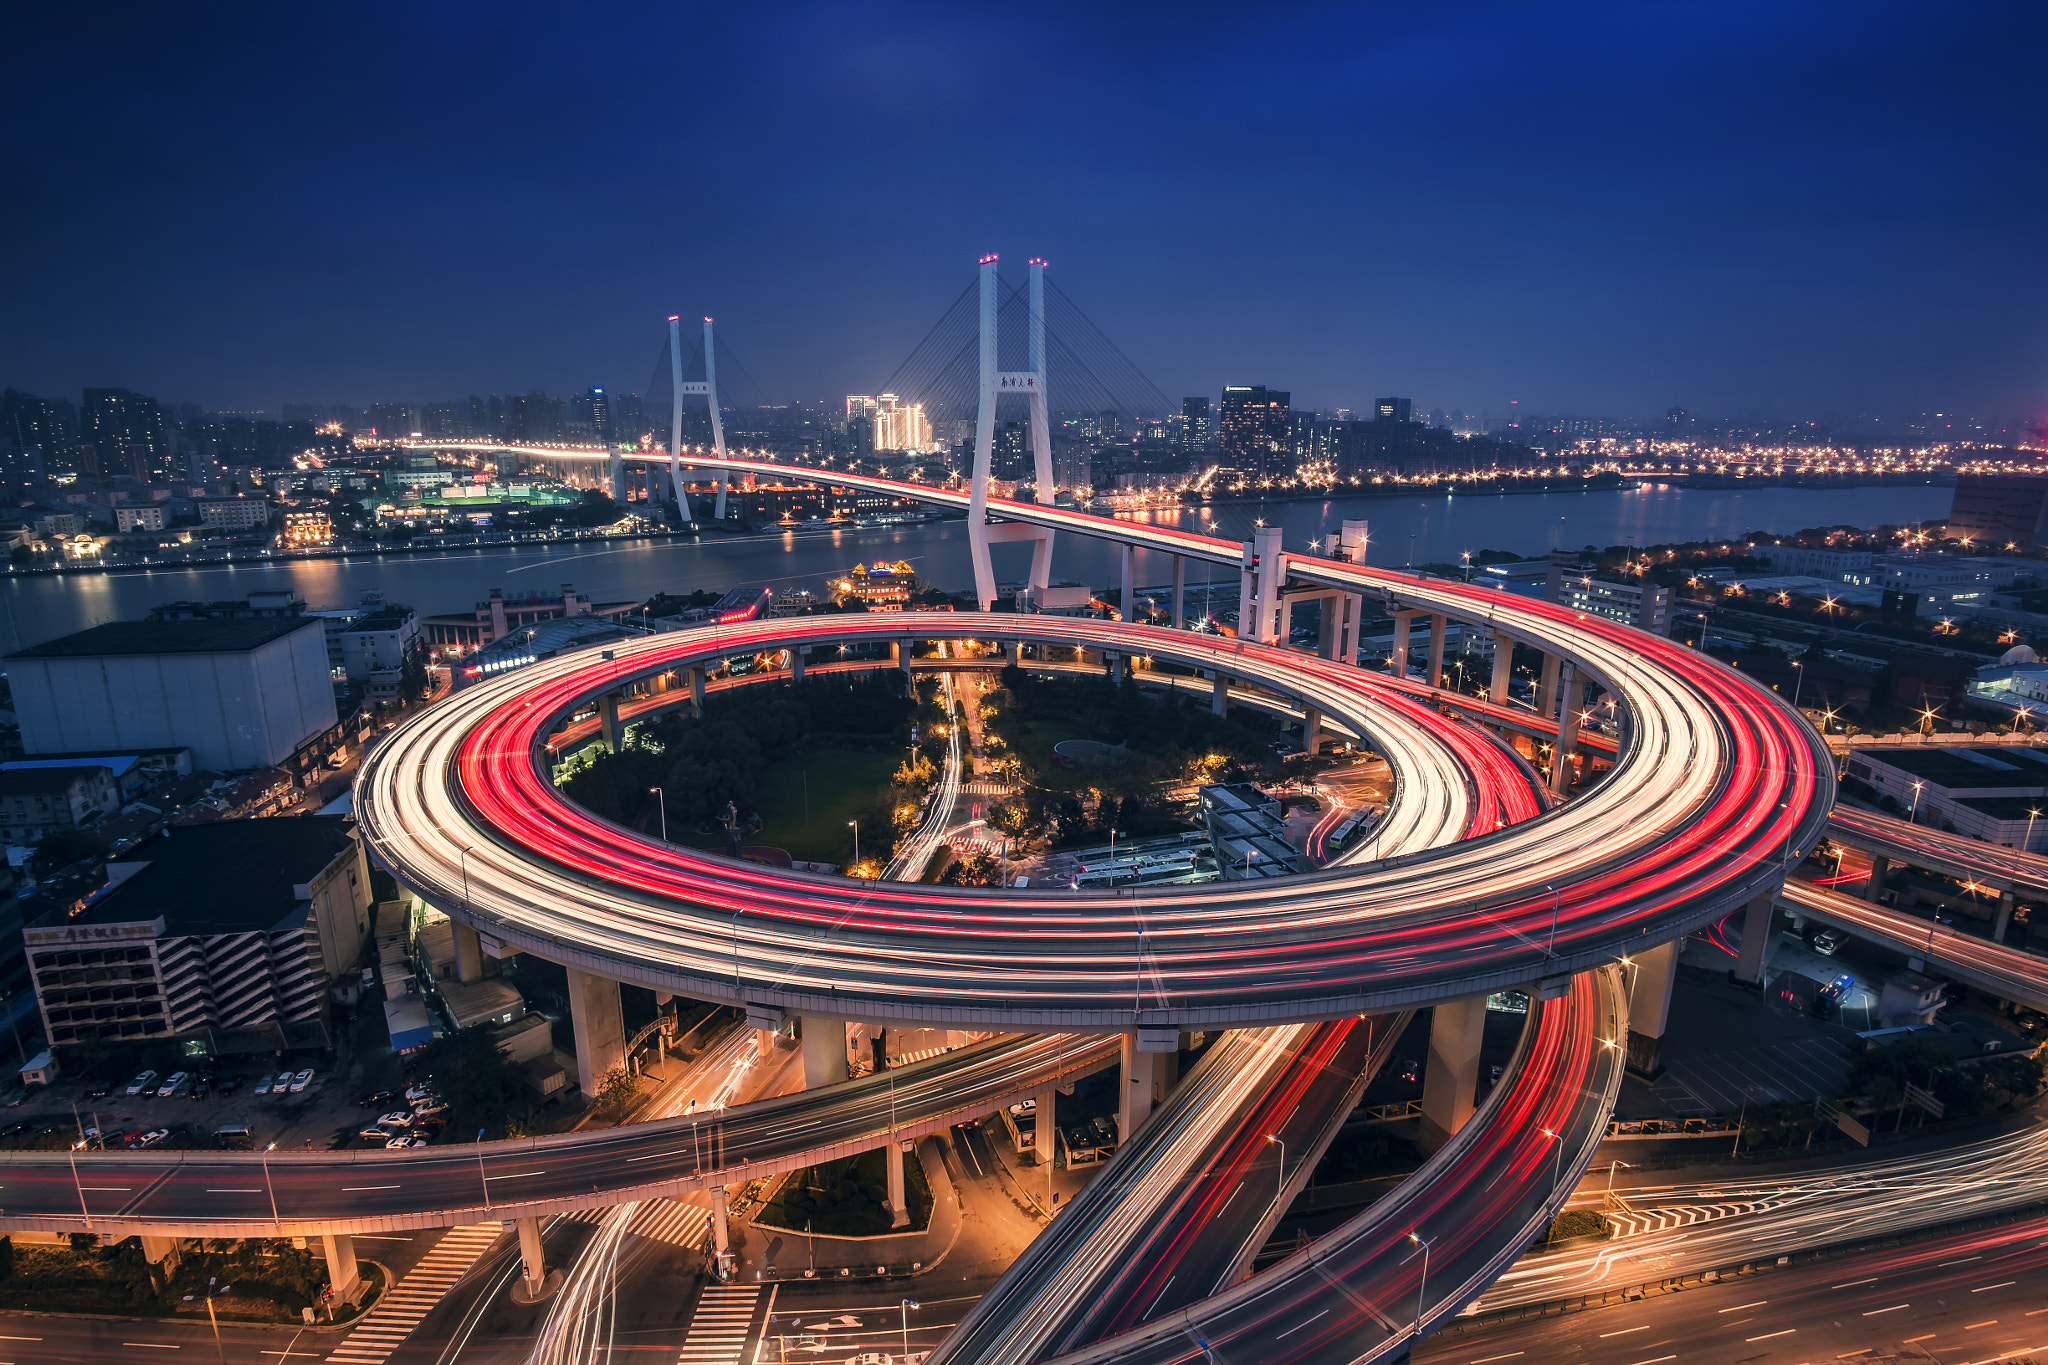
1548,664 -> 1581,795
887,1138 -> 910,1227
453,921 -> 485,985
801,1016 -> 849,1088
1996,888 -> 2016,942
1418,995 -> 1487,1154
1625,939 -> 1681,1076
598,692 -> 620,752
321,1233 -> 362,1304
513,1215 -> 556,1303
1863,854 -> 1890,900
899,639 -> 915,681
568,968 -> 627,1092
1427,615 -> 1448,688
712,1190 -> 730,1254
790,647 -> 806,682
1118,1030 -> 1178,1143
1120,544 -> 1135,622
1032,1082 -> 1059,1165
1006,639 -> 1021,667
141,1235 -> 181,1272
1488,630 -> 1517,704
1171,555 -> 1186,628
1734,892 -> 1779,984
1389,610 -> 1421,678
1211,672 -> 1229,717
1537,652 -> 1562,717
688,666 -> 705,718
1302,707 -> 1322,757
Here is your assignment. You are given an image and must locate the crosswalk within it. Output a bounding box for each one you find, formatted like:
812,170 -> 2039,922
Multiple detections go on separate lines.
564,1195 -> 715,1249
326,1221 -> 505,1365
676,1282 -> 769,1365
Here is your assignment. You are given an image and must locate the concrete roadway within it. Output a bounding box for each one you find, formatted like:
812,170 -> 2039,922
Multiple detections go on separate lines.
0,1033 -> 1118,1238
1417,1210 -> 2048,1365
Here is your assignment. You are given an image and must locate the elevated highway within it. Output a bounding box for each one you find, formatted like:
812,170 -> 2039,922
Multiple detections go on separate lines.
1782,878 -> 2048,1011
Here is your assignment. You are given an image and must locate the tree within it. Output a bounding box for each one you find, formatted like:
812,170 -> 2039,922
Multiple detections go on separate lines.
408,1027 -> 539,1139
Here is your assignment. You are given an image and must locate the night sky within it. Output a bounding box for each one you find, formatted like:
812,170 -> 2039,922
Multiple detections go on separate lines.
6,2 -> 2044,423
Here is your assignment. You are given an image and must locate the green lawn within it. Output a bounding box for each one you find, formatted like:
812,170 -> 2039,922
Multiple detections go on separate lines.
999,717 -> 1090,789
753,748 -> 905,865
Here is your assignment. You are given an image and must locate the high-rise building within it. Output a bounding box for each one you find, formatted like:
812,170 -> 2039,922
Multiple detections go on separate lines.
81,387 -> 175,482
871,394 -> 931,453
1218,386 -> 1291,478
588,387 -> 611,442
1180,397 -> 1211,453
1948,474 -> 2048,548
1375,397 -> 1414,424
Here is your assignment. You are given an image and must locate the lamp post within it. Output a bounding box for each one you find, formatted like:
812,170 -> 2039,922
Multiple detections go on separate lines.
67,1140 -> 91,1228
1605,1158 -> 1633,1197
458,844 -> 476,918
1791,659 -> 1805,711
203,1277 -> 227,1365
1545,883 -> 1561,960
262,1141 -> 281,1230
1540,1127 -> 1563,1191
848,819 -> 860,871
1907,780 -> 1924,825
731,908 -> 744,991
477,1127 -> 490,1208
1407,1231 -> 1434,1335
648,787 -> 667,842
2028,807 -> 2041,854
1266,1134 -> 1285,1207
901,1299 -> 920,1359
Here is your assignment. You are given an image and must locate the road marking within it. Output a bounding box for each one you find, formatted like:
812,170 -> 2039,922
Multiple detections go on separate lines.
1272,1308 -> 1328,1339
79,1186 -> 130,1191
0,1338 -> 41,1342
2029,1307 -> 2048,1316
1746,1330 -> 1795,1341
1938,1255 -> 1981,1265
1621,1357 -> 1676,1365
342,1185 -> 401,1192
1720,1301 -> 1768,1313
1832,1278 -> 1879,1288
1967,1320 -> 1998,1329
486,1170 -> 544,1180
325,1222 -> 503,1365
1861,1304 -> 1909,1315
122,1346 -> 180,1350
1972,1281 -> 2017,1292
205,1188 -> 263,1193
1599,1326 -> 1651,1337
1905,1336 -> 1936,1343
1469,1354 -> 1525,1363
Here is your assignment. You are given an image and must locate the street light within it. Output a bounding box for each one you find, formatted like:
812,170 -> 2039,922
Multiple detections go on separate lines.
2028,807 -> 2041,854
477,1127 -> 490,1208
1907,780 -> 1924,824
1544,883 -> 1561,960
262,1141 -> 281,1230
848,819 -> 860,870
458,843 -> 476,917
901,1299 -> 920,1359
1407,1230 -> 1434,1335
1267,1134 -> 1285,1207
648,787 -> 667,842
731,907 -> 745,991
1790,659 -> 1805,710
1540,1127 -> 1564,1191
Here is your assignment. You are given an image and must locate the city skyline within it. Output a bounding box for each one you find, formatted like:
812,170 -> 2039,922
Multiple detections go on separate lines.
6,3 -> 2045,423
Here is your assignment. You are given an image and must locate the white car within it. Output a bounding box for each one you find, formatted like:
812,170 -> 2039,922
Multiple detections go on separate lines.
384,1134 -> 428,1150
156,1072 -> 189,1098
125,1070 -> 160,1097
288,1068 -> 315,1094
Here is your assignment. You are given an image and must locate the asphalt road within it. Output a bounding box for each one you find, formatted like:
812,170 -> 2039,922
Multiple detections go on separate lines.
1419,1211 -> 2048,1365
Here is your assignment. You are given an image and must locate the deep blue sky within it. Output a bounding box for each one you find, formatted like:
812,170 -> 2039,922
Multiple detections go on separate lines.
5,1 -> 2044,424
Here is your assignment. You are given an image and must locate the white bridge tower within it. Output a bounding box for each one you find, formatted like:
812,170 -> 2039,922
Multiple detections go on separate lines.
665,314 -> 731,526
967,254 -> 1058,611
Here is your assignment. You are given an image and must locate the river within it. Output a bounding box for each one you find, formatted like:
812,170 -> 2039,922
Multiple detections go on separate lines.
0,482 -> 1952,651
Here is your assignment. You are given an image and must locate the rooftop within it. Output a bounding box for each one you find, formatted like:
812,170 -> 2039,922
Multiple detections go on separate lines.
68,816 -> 357,935
7,616 -> 318,659
0,765 -> 109,796
1857,746 -> 2048,790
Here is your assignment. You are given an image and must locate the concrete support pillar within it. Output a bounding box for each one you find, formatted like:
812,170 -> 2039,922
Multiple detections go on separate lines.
516,1215 -> 546,1297
1488,631 -> 1517,705
1625,939 -> 1681,1076
790,647 -> 805,682
1549,664 -> 1581,796
1211,671 -> 1229,717
1121,544 -> 1135,622
321,1233 -> 361,1303
688,666 -> 705,717
1302,707 -> 1322,757
899,639 -> 914,680
1864,854 -> 1889,902
567,968 -> 627,1093
453,921 -> 484,986
1734,892 -> 1778,984
712,1189 -> 730,1254
1006,639 -> 1021,667
1171,555 -> 1186,629
1427,614 -> 1448,688
598,691 -> 620,753
887,1137 -> 909,1228
1033,1083 -> 1058,1165
1419,995 -> 1488,1153
1390,611 -> 1415,677
801,1015 -> 849,1088
1537,652 -> 1563,717
1118,1032 -> 1174,1142
141,1235 -> 181,1269
1996,888 -> 2016,943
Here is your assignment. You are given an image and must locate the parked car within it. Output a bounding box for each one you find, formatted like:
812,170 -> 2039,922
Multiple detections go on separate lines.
376,1110 -> 414,1131
253,1072 -> 275,1096
357,1089 -> 399,1109
404,1082 -> 438,1104
411,1100 -> 450,1121
125,1070 -> 161,1097
1398,1059 -> 1421,1084
157,1072 -> 190,1098
289,1068 -> 315,1094
360,1121 -> 399,1140
216,1077 -> 239,1095
88,1080 -> 115,1099
136,1128 -> 171,1148
1808,927 -> 1846,956
384,1135 -> 428,1150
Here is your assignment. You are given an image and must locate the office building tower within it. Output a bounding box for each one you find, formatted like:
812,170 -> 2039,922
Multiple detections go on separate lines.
588,388 -> 611,442
1181,396 -> 1211,452
1375,397 -> 1414,424
872,394 -> 932,453
1219,386 -> 1292,478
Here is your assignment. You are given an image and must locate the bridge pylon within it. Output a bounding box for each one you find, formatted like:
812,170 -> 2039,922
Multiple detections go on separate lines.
967,254 -> 1057,610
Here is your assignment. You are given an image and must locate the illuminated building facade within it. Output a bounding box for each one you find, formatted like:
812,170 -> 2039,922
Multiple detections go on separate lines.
872,394 -> 931,453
